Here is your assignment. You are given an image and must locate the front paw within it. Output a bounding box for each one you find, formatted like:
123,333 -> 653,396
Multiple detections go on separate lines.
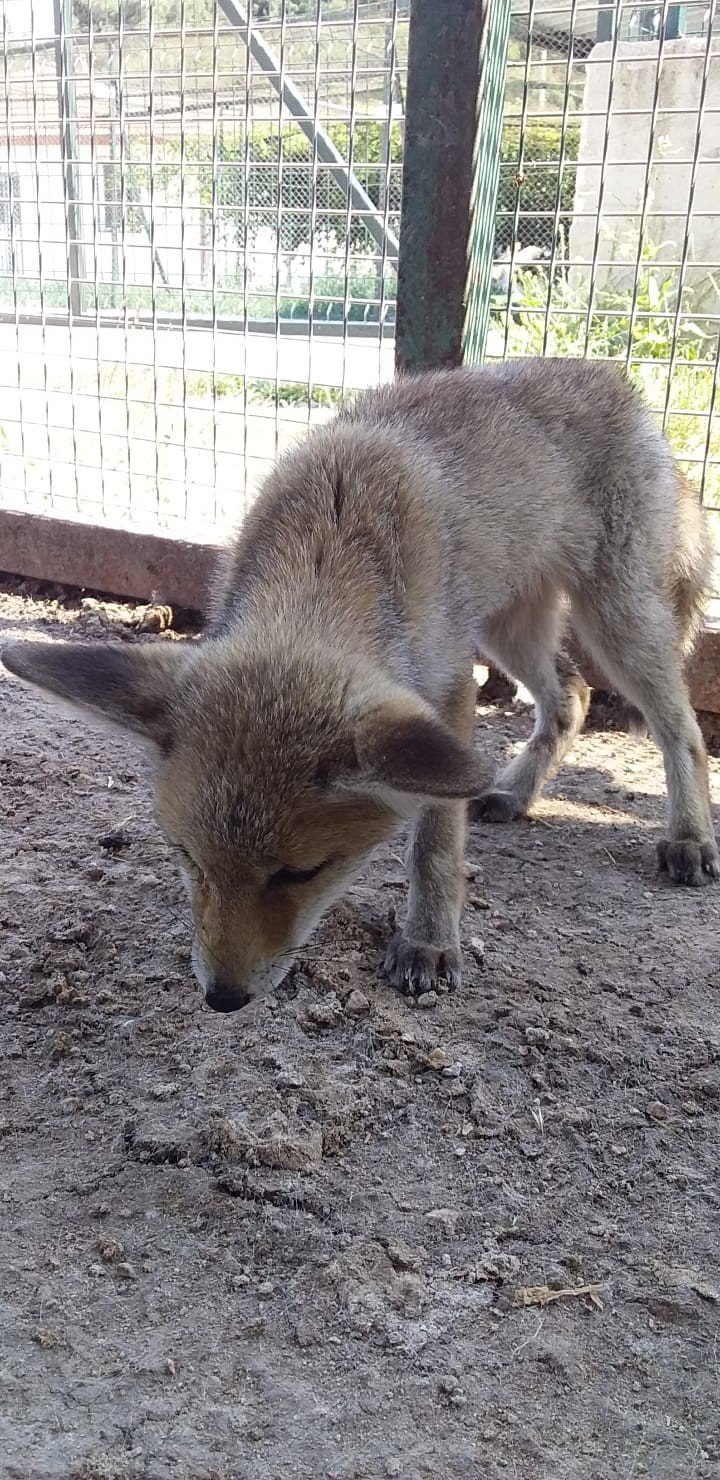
384,932 -> 462,997
657,837 -> 720,886
469,789 -> 523,824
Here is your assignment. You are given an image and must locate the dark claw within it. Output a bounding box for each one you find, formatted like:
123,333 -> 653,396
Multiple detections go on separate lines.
657,838 -> 720,887
384,932 -> 462,997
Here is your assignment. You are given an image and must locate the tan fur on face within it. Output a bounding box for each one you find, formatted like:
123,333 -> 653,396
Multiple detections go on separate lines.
157,741 -> 398,988
150,643 -> 421,990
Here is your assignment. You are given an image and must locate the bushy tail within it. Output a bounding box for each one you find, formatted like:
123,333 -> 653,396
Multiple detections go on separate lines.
671,473 -> 714,658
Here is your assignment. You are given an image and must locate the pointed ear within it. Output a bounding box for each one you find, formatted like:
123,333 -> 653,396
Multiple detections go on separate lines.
1,640 -> 190,752
355,694 -> 487,800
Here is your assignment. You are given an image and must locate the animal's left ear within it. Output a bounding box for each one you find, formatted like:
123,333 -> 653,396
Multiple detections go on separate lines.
354,692 -> 487,800
1,639 -> 192,752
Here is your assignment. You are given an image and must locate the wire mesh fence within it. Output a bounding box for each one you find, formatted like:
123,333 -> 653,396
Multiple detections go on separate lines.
471,0 -> 720,584
0,0 -> 719,599
0,0 -> 405,537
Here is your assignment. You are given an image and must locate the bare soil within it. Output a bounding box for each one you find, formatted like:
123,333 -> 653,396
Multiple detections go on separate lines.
1,582 -> 719,1480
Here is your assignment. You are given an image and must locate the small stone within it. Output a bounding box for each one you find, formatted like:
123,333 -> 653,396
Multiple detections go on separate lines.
164,1356 -> 176,1376
646,1100 -> 669,1121
391,1273 -> 425,1316
344,989 -> 369,1016
442,1062 -> 463,1079
470,936 -> 485,961
276,1070 -> 305,1090
150,1082 -> 180,1101
257,1281 -> 274,1298
49,1031 -> 71,1061
99,828 -> 131,852
385,1463 -> 402,1478
417,991 -> 438,1010
546,1265 -> 569,1290
386,1240 -> 424,1273
524,1025 -> 550,1047
116,1261 -> 137,1280
259,1121 -> 323,1173
292,1320 -> 317,1349
438,1374 -> 467,1408
97,1237 -> 124,1264
302,998 -> 342,1031
31,1327 -> 65,1349
426,1047 -> 447,1071
425,1207 -> 459,1235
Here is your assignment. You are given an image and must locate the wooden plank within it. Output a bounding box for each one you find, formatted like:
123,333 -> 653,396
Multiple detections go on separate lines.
0,510 -> 219,612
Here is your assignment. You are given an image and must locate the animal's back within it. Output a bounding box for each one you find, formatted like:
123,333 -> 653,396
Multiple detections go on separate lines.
342,358 -> 704,611
342,358 -> 654,478
212,358 -> 709,657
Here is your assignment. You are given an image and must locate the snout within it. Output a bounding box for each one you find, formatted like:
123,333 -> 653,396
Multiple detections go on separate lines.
204,978 -> 254,1013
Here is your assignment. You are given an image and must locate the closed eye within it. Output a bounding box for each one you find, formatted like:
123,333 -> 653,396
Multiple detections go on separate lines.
268,860 -> 330,888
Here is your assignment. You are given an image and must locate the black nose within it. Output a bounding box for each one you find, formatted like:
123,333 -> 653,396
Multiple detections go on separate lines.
204,980 -> 253,1013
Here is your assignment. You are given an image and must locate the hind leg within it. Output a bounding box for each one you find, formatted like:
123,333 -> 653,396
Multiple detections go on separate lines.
472,591 -> 591,823
573,593 -> 718,886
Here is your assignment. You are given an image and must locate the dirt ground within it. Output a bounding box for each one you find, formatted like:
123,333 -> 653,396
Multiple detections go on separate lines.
1,580 -> 719,1480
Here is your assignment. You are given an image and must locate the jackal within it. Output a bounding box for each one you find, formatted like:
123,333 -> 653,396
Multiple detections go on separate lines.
3,360 -> 716,1011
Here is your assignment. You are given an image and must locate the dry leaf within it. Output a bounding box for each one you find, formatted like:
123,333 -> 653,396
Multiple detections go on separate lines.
512,1282 -> 604,1311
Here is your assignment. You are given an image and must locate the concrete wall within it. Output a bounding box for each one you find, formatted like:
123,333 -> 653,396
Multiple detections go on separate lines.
570,39 -> 720,310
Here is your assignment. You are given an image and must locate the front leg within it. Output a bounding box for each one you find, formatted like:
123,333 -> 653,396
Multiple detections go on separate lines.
384,799 -> 466,996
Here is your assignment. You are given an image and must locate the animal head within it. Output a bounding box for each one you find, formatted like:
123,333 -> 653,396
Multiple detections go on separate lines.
2,637 -> 486,1011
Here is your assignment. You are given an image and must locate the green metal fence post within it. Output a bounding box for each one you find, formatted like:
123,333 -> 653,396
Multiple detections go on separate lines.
463,0 -> 512,365
395,0 -> 484,373
53,0 -> 85,319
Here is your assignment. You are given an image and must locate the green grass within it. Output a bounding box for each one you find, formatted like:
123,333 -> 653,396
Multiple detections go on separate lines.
488,258 -> 720,506
185,372 -> 342,406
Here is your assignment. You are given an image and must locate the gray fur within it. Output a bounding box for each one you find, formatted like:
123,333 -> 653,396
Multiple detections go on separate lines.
3,360 -> 716,1007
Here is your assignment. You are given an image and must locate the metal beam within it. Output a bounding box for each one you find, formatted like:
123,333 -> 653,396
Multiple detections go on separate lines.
464,0 -> 511,363
394,0 -> 484,372
53,0 -> 85,319
217,0 -> 399,262
596,0 -> 615,42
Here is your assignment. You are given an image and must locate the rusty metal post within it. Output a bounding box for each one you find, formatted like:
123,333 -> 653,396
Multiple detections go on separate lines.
395,0 -> 484,373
